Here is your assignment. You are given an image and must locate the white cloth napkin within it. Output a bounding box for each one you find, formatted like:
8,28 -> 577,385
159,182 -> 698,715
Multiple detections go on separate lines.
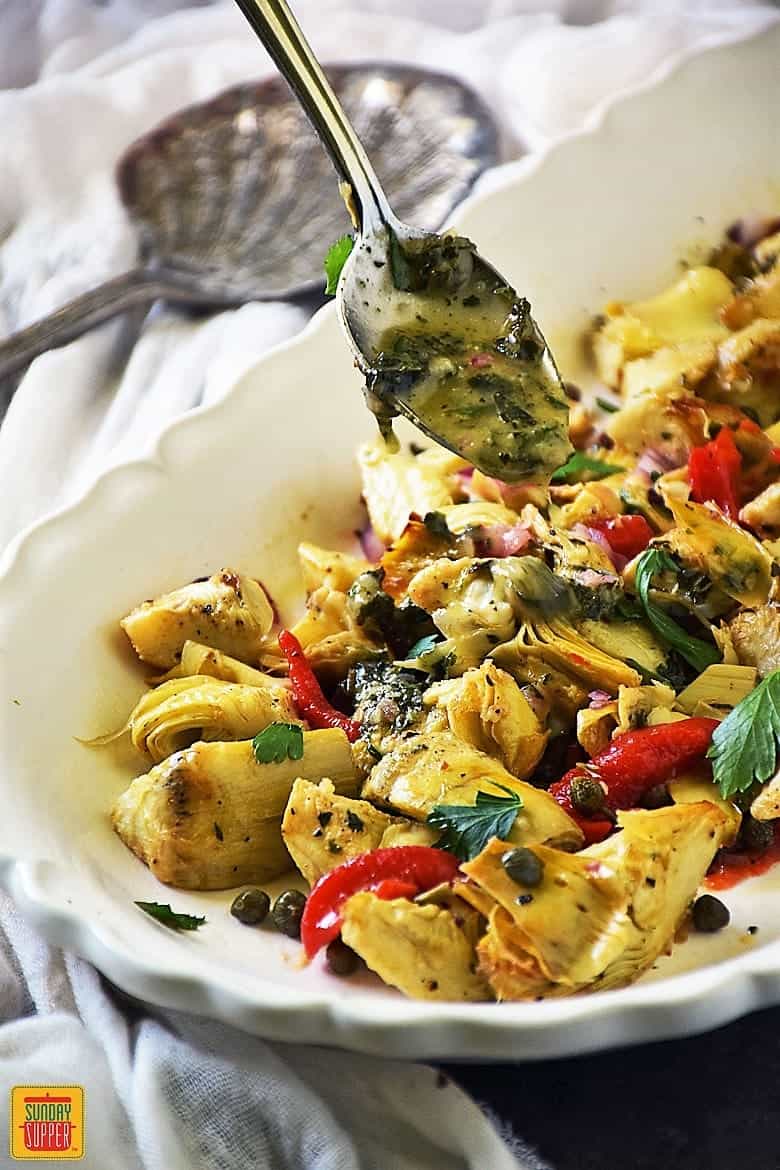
0,3 -> 776,1169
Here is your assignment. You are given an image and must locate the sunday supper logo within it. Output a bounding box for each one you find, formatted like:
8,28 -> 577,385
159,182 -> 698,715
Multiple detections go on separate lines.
10,1087 -> 84,1160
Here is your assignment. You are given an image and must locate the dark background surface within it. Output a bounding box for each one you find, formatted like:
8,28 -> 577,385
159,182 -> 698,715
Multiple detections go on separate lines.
445,1005 -> 780,1169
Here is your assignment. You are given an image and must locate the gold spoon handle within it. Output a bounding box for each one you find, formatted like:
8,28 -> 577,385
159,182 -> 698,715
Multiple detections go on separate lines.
233,0 -> 395,235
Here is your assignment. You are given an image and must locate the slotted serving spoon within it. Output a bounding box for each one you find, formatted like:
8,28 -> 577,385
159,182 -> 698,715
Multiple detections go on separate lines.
233,0 -> 571,482
0,67 -> 497,381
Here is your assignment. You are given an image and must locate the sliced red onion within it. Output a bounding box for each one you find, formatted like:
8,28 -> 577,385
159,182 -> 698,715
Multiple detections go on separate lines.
451,465 -> 477,484
573,526 -> 617,561
726,214 -> 780,249
636,446 -> 681,481
574,568 -> 616,589
357,523 -> 384,562
588,690 -> 613,709
570,523 -> 626,571
473,522 -> 533,558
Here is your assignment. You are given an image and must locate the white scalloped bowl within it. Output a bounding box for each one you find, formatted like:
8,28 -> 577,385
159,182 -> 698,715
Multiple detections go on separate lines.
2,27 -> 780,1061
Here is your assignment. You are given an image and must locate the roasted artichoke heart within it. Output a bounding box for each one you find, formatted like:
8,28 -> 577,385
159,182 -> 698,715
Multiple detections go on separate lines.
281,778 -> 436,887
463,802 -> 730,999
663,498 -> 773,609
112,729 -> 358,890
357,438 -> 464,545
121,569 -> 275,670
127,676 -> 300,763
155,640 -> 287,688
362,730 -> 582,851
424,662 -> 548,780
729,606 -> 780,678
341,893 -> 491,1002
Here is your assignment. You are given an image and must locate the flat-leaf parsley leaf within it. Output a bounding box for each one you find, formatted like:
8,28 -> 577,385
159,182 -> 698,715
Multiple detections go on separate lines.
324,234 -> 354,295
136,902 -> 206,931
253,722 -> 304,765
427,785 -> 523,861
708,669 -> 780,799
407,634 -> 442,660
634,548 -> 720,674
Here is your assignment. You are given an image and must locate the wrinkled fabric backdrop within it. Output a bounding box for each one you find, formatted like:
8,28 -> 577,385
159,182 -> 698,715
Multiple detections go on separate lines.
0,3 -> 776,1169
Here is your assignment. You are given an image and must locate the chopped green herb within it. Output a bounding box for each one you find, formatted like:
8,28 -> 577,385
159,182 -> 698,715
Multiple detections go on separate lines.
423,511 -> 452,540
407,634 -> 442,660
596,396 -> 620,414
135,902 -> 206,931
708,670 -> 780,799
389,230 -> 413,291
427,784 -> 523,861
634,549 -> 720,674
346,572 -> 436,657
252,722 -> 304,765
550,451 -> 625,483
324,234 -> 354,295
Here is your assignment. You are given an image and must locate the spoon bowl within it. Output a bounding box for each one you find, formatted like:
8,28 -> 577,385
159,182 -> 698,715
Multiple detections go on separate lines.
117,66 -> 499,302
340,222 -> 571,480
0,66 -> 497,381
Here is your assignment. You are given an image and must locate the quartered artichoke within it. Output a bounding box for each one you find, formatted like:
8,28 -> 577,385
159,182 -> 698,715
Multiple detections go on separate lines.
121,569 -> 276,670
281,778 -> 436,887
126,676 -> 300,762
424,662 -> 548,780
341,893 -> 491,1002
461,802 -> 731,999
112,729 -> 358,889
361,730 -> 583,852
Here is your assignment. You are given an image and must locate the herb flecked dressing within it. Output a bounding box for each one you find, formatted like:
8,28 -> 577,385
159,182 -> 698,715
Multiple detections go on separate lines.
363,235 -> 572,482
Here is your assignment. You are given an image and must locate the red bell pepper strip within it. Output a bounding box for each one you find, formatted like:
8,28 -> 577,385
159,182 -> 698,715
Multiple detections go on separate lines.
688,428 -> 742,518
300,845 -> 460,957
278,629 -> 361,742
588,514 -> 654,562
549,718 -> 719,844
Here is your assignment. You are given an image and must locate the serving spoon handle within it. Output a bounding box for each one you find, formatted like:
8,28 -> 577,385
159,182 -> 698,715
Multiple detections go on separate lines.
0,267 -> 223,382
233,0 -> 395,236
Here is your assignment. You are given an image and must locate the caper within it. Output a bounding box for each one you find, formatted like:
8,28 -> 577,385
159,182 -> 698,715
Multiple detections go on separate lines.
739,816 -> 774,854
271,889 -> 307,939
640,783 -> 672,810
570,774 -> 606,816
326,938 -> 359,976
230,888 -> 270,926
501,847 -> 544,887
692,894 -> 730,933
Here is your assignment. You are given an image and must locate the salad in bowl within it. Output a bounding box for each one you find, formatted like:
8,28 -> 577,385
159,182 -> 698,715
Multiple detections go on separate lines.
98,212 -> 780,1003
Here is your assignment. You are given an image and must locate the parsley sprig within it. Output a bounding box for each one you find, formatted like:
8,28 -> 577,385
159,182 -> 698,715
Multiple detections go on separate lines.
324,235 -> 354,295
426,785 -> 523,861
407,634 -> 442,660
634,549 -> 720,674
550,451 -> 625,484
136,902 -> 206,931
252,722 -> 304,765
709,670 -> 780,799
